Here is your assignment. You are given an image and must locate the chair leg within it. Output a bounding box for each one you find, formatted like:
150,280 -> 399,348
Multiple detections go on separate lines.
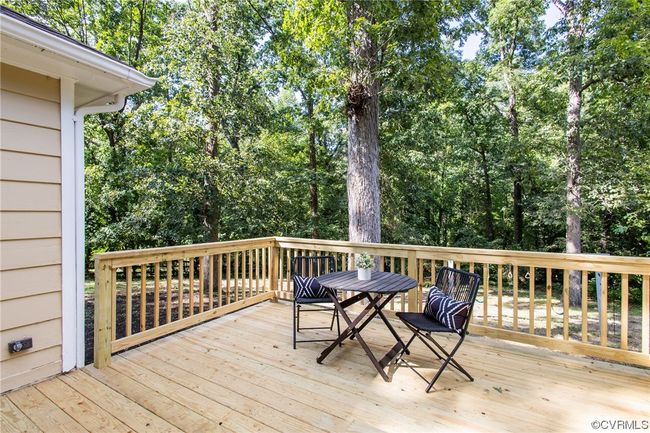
398,333 -> 418,361
329,308 -> 336,330
427,334 -> 473,381
293,301 -> 297,350
296,304 -> 301,332
397,322 -> 472,392
425,338 -> 468,392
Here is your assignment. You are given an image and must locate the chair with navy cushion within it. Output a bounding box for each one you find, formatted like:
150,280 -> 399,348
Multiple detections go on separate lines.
292,256 -> 341,349
396,266 -> 481,392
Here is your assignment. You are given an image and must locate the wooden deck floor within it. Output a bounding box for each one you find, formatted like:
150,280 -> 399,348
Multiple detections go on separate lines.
2,301 -> 649,433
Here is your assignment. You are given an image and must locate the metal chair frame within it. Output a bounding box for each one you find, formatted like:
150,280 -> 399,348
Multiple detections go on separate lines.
396,267 -> 481,392
292,256 -> 341,349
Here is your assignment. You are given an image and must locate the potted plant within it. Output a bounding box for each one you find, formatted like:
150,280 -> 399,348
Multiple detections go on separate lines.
355,252 -> 374,280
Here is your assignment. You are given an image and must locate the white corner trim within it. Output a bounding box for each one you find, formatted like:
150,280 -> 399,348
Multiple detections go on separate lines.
60,77 -> 77,371
70,93 -> 129,368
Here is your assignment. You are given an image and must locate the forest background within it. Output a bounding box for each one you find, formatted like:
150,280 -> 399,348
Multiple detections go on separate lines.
4,0 -> 648,274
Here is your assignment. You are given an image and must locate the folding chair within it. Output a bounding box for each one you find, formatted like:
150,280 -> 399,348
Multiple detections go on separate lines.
396,266 -> 481,392
292,256 -> 341,349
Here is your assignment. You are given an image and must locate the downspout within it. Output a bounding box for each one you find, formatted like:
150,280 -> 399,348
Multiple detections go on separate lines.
72,93 -> 127,367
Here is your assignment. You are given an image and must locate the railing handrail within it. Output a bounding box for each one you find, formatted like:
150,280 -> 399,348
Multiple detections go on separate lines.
275,237 -> 650,274
95,236 -> 276,261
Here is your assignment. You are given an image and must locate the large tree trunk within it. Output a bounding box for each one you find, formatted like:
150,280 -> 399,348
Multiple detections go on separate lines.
346,1 -> 381,244
564,0 -> 584,306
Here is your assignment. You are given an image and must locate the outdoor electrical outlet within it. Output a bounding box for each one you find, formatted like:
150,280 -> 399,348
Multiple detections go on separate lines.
8,337 -> 32,354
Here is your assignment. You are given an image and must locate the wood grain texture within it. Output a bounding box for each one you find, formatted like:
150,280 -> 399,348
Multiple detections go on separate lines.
6,301 -> 649,433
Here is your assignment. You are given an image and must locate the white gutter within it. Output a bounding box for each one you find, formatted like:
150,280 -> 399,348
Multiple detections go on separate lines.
0,13 -> 156,90
71,94 -> 129,367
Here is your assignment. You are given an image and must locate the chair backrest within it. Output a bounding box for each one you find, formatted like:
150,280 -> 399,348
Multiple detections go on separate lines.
291,256 -> 335,278
433,267 -> 481,330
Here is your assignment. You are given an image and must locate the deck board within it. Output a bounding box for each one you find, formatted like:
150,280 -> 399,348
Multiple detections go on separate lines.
3,301 -> 650,433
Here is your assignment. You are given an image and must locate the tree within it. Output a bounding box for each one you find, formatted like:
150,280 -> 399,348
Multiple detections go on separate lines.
481,0 -> 545,246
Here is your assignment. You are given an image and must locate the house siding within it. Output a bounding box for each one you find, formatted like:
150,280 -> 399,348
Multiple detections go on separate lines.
0,63 -> 62,392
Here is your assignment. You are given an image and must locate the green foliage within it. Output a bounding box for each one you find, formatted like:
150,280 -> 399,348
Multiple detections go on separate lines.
355,252 -> 374,269
4,0 -> 648,272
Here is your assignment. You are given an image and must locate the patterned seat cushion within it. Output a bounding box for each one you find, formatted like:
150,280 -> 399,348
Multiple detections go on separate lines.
293,275 -> 329,299
424,287 -> 470,331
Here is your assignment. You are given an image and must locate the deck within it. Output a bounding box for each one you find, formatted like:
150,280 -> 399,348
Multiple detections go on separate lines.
3,301 -> 649,433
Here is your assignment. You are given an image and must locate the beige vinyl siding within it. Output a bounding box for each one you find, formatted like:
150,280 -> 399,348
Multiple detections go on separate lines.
0,63 -> 62,393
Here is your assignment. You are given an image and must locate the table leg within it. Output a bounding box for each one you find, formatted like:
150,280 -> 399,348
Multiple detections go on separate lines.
317,291 -> 405,382
317,292 -> 381,363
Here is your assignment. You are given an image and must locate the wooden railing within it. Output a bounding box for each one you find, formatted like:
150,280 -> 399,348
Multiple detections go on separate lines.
94,236 -> 650,368
93,237 -> 280,367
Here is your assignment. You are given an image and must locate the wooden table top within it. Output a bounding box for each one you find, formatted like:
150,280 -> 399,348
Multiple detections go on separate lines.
316,270 -> 416,294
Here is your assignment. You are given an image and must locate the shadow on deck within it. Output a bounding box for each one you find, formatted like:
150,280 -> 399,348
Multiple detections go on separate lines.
3,301 -> 649,432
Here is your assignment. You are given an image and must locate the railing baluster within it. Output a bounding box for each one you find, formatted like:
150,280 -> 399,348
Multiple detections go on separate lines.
513,264 -> 518,331
166,260 -> 172,324
126,266 -> 132,336
418,259 -> 424,312
262,247 -> 267,292
497,264 -> 503,328
209,256 -> 214,311
581,271 -> 588,343
178,259 -> 184,320
249,249 -> 254,297
600,272 -> 608,346
111,267 -> 117,341
242,250 -> 247,300
140,264 -> 147,332
563,270 -> 569,340
154,263 -> 160,328
217,254 -> 223,307
226,253 -> 231,305
546,268 -> 552,337
198,257 -> 204,313
621,273 -> 628,350
483,265 -> 489,326
529,266 -> 535,334
279,249 -> 284,294
400,257 -> 406,312
642,275 -> 649,354
407,251 -> 418,312
234,252 -> 239,302
255,248 -> 260,296
189,258 -> 195,315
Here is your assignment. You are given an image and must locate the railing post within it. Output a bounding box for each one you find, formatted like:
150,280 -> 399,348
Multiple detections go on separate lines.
269,245 -> 280,302
407,250 -> 418,312
94,257 -> 112,368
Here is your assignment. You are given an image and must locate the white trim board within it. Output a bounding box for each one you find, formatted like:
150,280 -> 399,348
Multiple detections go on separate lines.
60,77 -> 78,371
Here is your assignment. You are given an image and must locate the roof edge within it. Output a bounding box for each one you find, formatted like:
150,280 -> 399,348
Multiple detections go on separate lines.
0,7 -> 157,91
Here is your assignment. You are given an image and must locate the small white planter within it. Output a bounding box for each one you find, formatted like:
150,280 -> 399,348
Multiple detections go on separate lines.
357,268 -> 372,281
